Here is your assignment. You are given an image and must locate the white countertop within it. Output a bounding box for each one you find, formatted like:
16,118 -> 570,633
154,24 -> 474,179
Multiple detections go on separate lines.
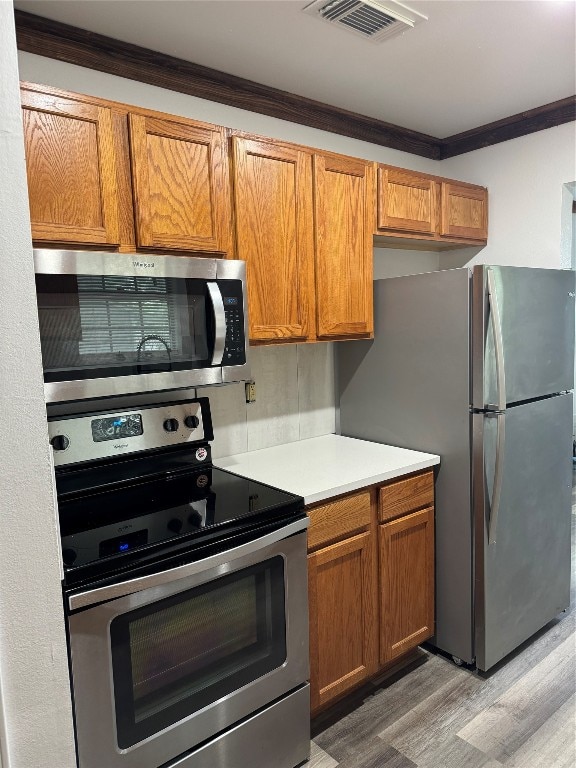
215,434 -> 439,505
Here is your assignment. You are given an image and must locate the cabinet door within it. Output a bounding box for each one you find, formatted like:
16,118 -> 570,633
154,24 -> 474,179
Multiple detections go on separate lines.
129,114 -> 232,253
308,531 -> 378,713
440,182 -> 488,241
379,507 -> 434,665
232,137 -> 314,342
377,167 -> 437,235
21,89 -> 120,245
314,154 -> 374,339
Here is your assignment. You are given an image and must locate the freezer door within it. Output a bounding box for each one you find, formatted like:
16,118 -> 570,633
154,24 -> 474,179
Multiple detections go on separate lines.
472,266 -> 575,409
473,393 -> 573,671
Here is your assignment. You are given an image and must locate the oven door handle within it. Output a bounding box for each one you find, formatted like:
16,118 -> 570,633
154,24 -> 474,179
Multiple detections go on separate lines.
68,517 -> 308,611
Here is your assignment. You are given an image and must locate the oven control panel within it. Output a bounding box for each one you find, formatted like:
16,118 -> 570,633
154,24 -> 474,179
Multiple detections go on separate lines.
48,398 -> 213,467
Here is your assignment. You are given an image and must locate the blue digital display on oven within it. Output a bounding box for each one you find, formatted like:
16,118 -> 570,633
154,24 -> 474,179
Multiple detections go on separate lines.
99,529 -> 148,558
223,297 -> 238,305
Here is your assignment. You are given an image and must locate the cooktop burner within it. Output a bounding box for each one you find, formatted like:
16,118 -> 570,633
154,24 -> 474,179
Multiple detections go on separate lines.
51,397 -> 304,588
60,465 -> 302,566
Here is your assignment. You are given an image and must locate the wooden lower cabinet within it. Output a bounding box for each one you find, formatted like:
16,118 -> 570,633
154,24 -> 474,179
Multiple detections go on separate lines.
379,506 -> 435,665
308,530 -> 378,713
308,473 -> 435,715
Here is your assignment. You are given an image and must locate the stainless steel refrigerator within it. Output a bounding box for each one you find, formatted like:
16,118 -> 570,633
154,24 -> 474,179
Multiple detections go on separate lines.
338,266 -> 575,671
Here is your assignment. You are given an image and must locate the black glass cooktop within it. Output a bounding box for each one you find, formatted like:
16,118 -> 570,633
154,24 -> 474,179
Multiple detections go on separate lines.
58,465 -> 304,585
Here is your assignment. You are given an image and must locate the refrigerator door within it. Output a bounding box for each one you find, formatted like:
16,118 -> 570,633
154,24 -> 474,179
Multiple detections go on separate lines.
338,269 -> 475,663
473,392 -> 573,672
472,266 -> 575,409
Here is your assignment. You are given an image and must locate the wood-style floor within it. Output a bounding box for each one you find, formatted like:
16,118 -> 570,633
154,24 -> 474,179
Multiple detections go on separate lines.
309,470 -> 576,768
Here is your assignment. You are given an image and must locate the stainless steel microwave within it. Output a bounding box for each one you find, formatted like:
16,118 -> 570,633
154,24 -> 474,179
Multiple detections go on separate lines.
34,250 -> 250,403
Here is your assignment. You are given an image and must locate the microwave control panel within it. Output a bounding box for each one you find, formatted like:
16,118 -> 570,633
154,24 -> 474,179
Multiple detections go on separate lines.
220,280 -> 246,365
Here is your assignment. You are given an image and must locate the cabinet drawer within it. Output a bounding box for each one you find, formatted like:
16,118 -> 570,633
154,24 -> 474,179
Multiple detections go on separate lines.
308,491 -> 371,551
379,471 -> 434,522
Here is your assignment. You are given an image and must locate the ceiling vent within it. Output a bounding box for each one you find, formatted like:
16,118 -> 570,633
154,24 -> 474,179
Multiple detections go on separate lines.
303,0 -> 427,44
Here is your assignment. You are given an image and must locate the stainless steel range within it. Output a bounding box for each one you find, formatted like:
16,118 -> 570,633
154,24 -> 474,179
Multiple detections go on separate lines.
50,397 -> 310,768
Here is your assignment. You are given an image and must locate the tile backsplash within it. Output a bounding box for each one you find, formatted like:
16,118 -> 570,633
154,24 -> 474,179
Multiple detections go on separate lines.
200,343 -> 336,459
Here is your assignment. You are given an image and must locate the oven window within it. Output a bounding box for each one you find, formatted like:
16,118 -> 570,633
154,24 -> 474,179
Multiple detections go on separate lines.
35,274 -> 213,381
110,556 -> 286,749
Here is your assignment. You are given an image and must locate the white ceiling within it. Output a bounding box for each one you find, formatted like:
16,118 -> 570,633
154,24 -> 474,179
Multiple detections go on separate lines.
14,0 -> 576,137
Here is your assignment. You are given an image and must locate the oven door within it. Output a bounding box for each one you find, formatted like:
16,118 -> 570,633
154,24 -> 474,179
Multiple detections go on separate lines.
67,521 -> 308,768
34,250 -> 249,402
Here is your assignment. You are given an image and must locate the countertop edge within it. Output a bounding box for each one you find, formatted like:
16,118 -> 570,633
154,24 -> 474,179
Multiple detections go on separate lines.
302,456 -> 439,505
214,436 -> 440,507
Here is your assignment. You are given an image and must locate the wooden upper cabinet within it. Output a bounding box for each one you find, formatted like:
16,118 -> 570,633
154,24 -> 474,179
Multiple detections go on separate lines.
374,162 -> 488,247
129,114 -> 232,253
21,89 -> 120,245
441,182 -> 488,241
314,153 -> 374,339
231,137 -> 315,342
377,167 -> 437,235
379,506 -> 434,665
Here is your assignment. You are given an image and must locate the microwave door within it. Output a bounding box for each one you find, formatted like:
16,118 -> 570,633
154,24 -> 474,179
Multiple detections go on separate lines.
34,251 -> 250,402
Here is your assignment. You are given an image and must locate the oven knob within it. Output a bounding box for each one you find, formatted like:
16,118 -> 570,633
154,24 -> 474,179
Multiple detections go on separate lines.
184,415 -> 200,429
167,518 -> 183,533
163,418 -> 180,432
62,548 -> 77,566
50,435 -> 70,451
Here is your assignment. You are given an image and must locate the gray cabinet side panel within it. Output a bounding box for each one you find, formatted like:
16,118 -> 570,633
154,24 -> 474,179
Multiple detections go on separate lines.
338,269 -> 474,662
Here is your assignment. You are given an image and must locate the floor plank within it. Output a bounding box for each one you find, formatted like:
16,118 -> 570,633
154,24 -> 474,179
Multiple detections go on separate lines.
309,741 -> 339,768
503,693 -> 576,768
413,735 -> 504,768
457,634 -> 576,762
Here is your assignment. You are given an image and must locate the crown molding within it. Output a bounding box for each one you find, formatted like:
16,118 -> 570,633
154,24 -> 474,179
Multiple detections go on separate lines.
14,10 -> 440,159
440,97 -> 576,159
14,10 -> 576,161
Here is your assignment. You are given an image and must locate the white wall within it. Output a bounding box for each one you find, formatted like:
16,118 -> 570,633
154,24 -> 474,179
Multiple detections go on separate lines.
439,123 -> 576,270
0,5 -> 76,767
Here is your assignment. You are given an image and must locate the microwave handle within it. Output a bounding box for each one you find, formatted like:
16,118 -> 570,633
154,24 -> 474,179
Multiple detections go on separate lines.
207,282 -> 226,366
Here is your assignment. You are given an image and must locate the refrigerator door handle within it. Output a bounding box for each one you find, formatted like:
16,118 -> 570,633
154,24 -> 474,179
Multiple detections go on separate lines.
487,412 -> 506,545
486,268 -> 506,412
